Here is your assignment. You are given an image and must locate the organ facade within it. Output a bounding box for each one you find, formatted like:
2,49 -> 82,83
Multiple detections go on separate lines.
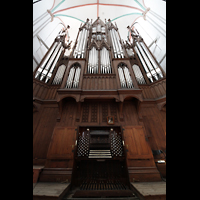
33,17 -> 166,198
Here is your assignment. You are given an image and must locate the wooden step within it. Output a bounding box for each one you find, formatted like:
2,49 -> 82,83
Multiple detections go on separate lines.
33,182 -> 70,200
73,189 -> 135,198
130,181 -> 166,200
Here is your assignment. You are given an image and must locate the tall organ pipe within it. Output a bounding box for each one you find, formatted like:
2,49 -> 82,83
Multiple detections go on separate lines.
78,28 -> 85,56
112,29 -> 120,58
136,42 -> 153,71
44,42 -> 62,71
35,42 -> 58,78
140,42 -> 161,72
115,30 -> 124,58
45,46 -> 64,83
134,46 -> 149,73
110,30 -> 117,58
74,29 -> 83,57
82,29 -> 88,57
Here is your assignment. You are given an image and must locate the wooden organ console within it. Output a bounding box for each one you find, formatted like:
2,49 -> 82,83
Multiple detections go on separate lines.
72,127 -> 133,197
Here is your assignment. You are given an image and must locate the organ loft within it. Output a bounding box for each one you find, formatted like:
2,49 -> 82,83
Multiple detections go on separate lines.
33,17 -> 166,199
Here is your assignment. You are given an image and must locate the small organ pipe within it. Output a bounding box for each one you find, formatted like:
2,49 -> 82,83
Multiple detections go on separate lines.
100,49 -> 103,73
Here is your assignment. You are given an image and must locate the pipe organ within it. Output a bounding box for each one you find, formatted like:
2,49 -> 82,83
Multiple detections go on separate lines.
33,18 -> 166,198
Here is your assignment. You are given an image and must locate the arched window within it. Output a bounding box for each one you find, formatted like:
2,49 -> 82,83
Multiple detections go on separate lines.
66,63 -> 81,88
118,63 -> 134,88
132,64 -> 146,84
52,64 -> 66,85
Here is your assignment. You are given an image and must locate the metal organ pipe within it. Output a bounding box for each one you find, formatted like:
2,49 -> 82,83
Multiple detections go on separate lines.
45,46 -> 64,83
44,42 -> 62,71
39,42 -> 62,81
140,42 -> 163,78
112,29 -> 120,58
134,46 -> 149,73
118,67 -> 126,87
74,29 -> 83,58
136,42 -> 153,71
66,67 -> 75,88
112,29 -> 121,58
110,30 -> 117,58
82,29 -> 88,57
115,30 -> 124,58
52,64 -> 66,85
35,42 -> 58,78
134,46 -> 153,82
73,67 -> 81,88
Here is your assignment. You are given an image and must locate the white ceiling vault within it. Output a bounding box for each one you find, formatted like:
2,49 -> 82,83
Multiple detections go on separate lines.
33,0 -> 166,72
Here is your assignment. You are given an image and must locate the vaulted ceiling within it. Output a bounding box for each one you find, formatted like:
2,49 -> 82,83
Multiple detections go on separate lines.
33,0 -> 166,72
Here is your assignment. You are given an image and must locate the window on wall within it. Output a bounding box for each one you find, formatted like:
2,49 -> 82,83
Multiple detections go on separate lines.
65,63 -> 81,88
132,64 -> 146,84
117,63 -> 134,88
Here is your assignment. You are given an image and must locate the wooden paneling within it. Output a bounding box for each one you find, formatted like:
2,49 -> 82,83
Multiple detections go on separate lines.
33,106 -> 58,161
47,127 -> 76,159
33,79 -> 60,100
82,74 -> 117,90
139,78 -> 166,99
123,126 -> 153,160
141,106 -> 166,152
60,100 -> 77,126
122,100 -> 139,126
